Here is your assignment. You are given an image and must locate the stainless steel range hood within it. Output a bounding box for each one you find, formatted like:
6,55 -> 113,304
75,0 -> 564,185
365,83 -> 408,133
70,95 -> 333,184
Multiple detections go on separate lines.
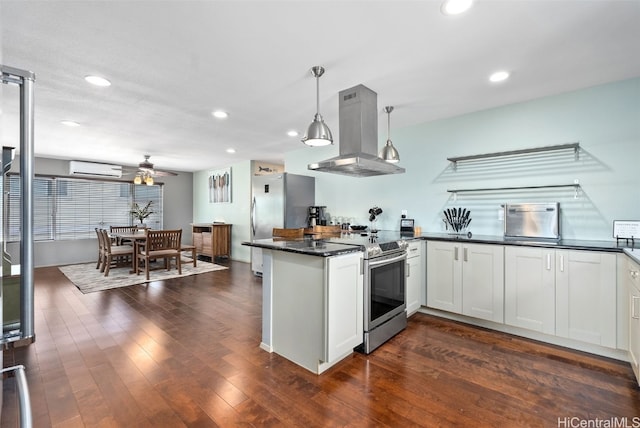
308,84 -> 405,177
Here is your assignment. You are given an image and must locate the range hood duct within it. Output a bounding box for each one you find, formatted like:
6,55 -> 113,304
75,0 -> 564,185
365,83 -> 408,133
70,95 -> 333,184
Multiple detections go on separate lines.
308,84 -> 405,177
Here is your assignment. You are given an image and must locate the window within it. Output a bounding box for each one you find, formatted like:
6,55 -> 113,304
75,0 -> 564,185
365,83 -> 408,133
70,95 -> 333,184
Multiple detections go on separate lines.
7,174 -> 163,241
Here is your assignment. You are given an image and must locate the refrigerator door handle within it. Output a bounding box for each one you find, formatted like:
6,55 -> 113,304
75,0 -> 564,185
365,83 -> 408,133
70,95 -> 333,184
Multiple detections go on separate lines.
251,196 -> 256,236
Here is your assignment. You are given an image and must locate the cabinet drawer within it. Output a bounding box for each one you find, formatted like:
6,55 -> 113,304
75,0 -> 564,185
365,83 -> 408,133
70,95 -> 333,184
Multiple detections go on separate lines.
407,241 -> 422,258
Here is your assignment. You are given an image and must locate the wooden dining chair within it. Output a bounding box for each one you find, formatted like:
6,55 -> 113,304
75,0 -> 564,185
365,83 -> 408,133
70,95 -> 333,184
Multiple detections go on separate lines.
272,228 -> 305,239
99,229 -> 134,277
95,228 -> 105,270
135,229 -> 182,280
110,225 -> 139,245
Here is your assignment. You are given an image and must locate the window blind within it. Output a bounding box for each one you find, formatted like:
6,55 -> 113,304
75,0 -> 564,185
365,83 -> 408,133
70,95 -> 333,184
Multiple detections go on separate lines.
7,175 -> 163,241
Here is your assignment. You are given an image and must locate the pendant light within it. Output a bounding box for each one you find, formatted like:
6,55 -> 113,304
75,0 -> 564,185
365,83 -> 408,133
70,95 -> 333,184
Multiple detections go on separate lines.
379,106 -> 400,163
301,66 -> 333,147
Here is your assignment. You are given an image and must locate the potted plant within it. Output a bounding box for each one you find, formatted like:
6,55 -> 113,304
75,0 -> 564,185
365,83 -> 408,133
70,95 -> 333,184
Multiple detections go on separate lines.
130,201 -> 153,226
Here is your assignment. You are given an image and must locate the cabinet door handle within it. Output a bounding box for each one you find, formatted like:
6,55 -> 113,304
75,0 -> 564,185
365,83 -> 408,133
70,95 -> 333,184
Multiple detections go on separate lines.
454,247 -> 459,261
546,254 -> 551,270
463,247 -> 468,262
632,296 -> 640,320
559,255 -> 564,272
406,262 -> 410,277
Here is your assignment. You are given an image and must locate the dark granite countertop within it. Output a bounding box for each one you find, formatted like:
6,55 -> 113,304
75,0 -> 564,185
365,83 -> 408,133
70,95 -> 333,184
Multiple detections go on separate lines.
243,231 -> 640,258
416,232 -> 640,254
242,238 -> 363,257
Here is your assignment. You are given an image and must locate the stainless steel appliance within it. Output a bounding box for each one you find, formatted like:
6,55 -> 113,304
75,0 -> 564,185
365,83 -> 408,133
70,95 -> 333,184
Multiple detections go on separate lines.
504,202 -> 560,239
330,232 -> 408,353
307,84 -> 405,177
308,205 -> 326,227
250,173 -> 315,275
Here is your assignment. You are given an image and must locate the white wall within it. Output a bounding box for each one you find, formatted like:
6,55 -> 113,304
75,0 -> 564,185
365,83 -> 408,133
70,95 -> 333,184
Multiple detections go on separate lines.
282,77 -> 639,241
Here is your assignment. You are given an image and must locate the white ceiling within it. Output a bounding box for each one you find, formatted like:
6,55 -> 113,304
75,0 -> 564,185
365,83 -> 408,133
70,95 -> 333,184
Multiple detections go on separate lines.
1,0 -> 639,174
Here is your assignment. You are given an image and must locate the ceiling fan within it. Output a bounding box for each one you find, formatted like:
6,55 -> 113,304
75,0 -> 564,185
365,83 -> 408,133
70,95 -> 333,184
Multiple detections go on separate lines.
123,155 -> 177,185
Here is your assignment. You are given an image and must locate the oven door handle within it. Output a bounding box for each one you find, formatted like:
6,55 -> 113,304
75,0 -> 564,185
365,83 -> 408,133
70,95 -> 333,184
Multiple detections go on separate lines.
367,252 -> 407,268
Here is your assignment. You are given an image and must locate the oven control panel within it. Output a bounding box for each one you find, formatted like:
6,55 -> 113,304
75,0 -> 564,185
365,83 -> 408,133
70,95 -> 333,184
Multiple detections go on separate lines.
365,240 -> 408,259
379,241 -> 400,252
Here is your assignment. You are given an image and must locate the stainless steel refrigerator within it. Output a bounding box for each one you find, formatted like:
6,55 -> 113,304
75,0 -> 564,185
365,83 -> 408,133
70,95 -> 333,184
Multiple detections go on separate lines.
250,173 -> 314,275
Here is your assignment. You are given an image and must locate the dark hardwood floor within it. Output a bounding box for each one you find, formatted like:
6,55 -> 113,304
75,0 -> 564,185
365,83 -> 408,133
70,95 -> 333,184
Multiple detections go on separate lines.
2,260 -> 639,427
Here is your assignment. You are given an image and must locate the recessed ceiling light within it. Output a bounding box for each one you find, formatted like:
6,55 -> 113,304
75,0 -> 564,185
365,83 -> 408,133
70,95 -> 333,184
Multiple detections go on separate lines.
489,71 -> 510,83
60,120 -> 80,127
84,75 -> 111,87
441,0 -> 474,15
212,110 -> 228,119
226,148 -> 236,154
287,130 -> 299,137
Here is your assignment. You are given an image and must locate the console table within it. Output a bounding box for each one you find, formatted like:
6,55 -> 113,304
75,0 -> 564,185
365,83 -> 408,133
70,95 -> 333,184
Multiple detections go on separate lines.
191,223 -> 232,259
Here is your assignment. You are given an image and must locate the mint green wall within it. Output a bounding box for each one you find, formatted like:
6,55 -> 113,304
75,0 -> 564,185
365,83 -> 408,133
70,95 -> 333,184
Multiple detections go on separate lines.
284,78 -> 640,241
193,160 -> 252,262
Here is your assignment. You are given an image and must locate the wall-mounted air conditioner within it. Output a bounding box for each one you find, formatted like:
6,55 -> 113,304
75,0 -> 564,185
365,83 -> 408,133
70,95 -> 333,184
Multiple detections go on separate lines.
69,160 -> 122,178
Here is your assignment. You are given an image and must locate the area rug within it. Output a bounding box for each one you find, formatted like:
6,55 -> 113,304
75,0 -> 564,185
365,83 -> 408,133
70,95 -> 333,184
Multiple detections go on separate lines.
59,259 -> 228,294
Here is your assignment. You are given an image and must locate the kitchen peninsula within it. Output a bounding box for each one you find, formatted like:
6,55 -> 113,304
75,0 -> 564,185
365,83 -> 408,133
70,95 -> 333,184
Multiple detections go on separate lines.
243,237 -> 364,374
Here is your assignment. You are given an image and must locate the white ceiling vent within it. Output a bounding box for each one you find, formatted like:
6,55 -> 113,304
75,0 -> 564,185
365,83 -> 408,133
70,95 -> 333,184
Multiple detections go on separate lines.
69,160 -> 122,178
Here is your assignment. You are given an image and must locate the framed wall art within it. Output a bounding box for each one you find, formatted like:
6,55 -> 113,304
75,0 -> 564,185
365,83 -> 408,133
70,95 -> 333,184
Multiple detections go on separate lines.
209,167 -> 232,203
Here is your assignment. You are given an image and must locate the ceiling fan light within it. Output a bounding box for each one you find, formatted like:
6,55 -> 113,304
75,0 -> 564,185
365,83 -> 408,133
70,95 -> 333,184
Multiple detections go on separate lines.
302,66 -> 333,147
133,175 -> 142,185
379,140 -> 400,163
145,175 -> 154,185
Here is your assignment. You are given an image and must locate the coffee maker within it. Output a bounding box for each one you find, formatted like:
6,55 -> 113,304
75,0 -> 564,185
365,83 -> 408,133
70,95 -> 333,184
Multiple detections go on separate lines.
308,206 -> 326,227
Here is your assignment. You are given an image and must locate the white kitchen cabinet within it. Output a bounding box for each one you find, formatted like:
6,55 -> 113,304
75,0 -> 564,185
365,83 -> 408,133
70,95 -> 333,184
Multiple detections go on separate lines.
505,246 -> 617,347
268,250 -> 363,374
504,246 -> 556,335
628,256 -> 640,386
462,244 -> 504,323
555,250 -> 616,348
427,241 -> 504,323
325,252 -> 364,363
427,241 -> 462,313
406,240 -> 424,316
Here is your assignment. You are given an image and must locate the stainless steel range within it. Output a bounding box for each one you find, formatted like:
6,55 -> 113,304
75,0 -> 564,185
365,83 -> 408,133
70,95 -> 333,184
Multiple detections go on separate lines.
329,231 -> 408,354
